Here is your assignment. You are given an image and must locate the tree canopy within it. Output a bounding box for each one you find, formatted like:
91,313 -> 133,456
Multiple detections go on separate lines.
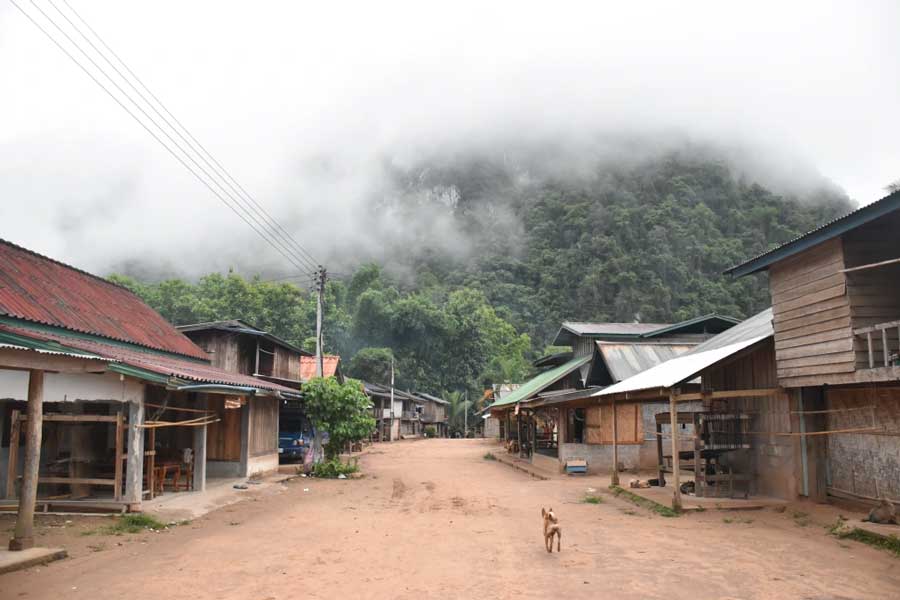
110,153 -> 851,401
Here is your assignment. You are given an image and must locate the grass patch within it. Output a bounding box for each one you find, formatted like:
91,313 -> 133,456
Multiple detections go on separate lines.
840,529 -> 900,558
311,457 -> 359,478
610,485 -> 679,518
583,494 -> 603,504
483,452 -> 497,461
791,511 -> 811,527
108,514 -> 166,534
723,516 -> 753,525
82,513 -> 167,536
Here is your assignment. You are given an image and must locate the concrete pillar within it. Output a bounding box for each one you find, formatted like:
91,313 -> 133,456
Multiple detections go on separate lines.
9,370 -> 43,551
192,395 -> 207,492
125,399 -> 144,510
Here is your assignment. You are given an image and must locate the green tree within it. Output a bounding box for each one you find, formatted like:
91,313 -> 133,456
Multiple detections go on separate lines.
348,347 -> 395,385
302,377 -> 375,459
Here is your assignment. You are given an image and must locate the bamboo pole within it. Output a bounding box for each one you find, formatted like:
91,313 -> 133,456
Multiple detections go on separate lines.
9,370 -> 43,551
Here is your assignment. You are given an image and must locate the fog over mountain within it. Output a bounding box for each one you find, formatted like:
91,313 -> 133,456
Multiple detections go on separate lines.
1,1 -> 898,280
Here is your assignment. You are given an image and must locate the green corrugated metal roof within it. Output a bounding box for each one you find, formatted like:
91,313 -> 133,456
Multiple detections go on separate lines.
491,354 -> 591,408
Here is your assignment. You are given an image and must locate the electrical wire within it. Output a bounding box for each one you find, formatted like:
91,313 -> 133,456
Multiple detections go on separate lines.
52,0 -> 321,272
11,0 -> 319,276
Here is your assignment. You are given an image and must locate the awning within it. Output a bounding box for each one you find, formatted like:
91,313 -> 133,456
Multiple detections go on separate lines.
594,335 -> 769,399
490,354 -> 591,409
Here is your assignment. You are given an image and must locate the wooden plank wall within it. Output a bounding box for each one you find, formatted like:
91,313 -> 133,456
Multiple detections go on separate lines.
583,403 -> 642,444
272,346 -> 300,381
249,397 -> 278,456
769,238 -> 856,385
207,397 -> 242,461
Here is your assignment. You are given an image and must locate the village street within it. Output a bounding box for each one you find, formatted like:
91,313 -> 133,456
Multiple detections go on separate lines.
2,439 -> 899,600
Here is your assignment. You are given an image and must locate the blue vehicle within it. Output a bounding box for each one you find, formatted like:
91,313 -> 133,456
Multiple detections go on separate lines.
279,405 -> 313,463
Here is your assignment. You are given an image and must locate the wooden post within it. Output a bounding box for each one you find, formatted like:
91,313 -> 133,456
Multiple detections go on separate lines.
9,370 -> 44,551
866,332 -> 874,368
611,397 -> 620,486
113,410 -> 124,501
5,409 -> 21,500
125,399 -> 144,510
669,391 -> 682,512
882,328 -> 890,367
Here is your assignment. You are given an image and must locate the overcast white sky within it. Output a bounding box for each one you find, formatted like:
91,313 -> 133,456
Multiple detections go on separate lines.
1,1 -> 899,278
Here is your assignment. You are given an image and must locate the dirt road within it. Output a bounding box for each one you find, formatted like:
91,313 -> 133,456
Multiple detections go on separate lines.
2,439 -> 898,599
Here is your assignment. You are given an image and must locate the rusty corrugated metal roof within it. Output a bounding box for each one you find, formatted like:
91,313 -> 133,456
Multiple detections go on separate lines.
0,239 -> 208,360
0,323 -> 297,394
300,355 -> 341,380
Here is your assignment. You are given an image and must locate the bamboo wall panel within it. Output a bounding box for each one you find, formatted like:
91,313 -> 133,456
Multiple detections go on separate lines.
825,386 -> 900,501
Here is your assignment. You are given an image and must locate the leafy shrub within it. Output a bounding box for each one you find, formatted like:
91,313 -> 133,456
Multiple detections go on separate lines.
424,425 -> 437,438
312,458 -> 359,478
483,452 -> 496,461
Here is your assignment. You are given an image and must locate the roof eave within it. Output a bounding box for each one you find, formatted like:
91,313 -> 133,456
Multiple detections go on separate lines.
725,191 -> 900,278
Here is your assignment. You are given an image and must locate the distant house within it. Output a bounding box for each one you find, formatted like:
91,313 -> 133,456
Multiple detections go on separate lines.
490,314 -> 737,474
0,240 -> 299,529
299,355 -> 344,383
364,383 -> 423,440
413,392 -> 449,438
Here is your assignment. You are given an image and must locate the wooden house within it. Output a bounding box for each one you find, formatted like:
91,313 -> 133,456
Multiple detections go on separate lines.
726,191 -> 900,507
413,392 -> 449,437
0,240 -> 299,549
178,320 -> 310,473
363,383 -> 423,440
489,315 -> 737,474
595,309 -> 789,507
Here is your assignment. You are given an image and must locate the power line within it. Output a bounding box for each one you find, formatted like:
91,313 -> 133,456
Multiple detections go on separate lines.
52,0 -> 321,272
28,0 -> 317,275
11,0 -> 318,276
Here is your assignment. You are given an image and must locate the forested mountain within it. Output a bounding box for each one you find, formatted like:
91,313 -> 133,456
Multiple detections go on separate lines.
111,150 -> 852,397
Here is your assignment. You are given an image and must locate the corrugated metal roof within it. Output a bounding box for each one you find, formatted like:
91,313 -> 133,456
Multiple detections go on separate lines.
0,323 -> 298,394
688,308 -> 774,354
594,336 -> 769,398
561,322 -> 669,336
415,392 -> 449,405
300,355 -> 341,380
178,319 -> 310,356
0,239 -> 208,360
491,355 -> 591,408
726,190 -> 900,277
597,341 -> 696,382
0,342 -> 107,361
594,308 -> 774,398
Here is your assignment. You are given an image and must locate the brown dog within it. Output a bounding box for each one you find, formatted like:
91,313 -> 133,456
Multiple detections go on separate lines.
542,507 -> 562,553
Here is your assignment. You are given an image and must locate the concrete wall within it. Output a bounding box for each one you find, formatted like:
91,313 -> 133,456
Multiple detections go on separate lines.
484,416 -> 500,439
207,460 -> 242,478
246,452 -> 279,477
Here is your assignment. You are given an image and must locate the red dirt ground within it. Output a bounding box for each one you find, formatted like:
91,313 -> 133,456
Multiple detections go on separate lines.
1,439 -> 898,599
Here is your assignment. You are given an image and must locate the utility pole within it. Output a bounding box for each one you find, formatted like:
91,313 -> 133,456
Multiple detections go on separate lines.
390,356 -> 395,442
464,389 -> 468,438
315,266 -> 326,377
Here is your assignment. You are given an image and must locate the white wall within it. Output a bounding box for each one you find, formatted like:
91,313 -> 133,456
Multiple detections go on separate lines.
0,370 -> 143,403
